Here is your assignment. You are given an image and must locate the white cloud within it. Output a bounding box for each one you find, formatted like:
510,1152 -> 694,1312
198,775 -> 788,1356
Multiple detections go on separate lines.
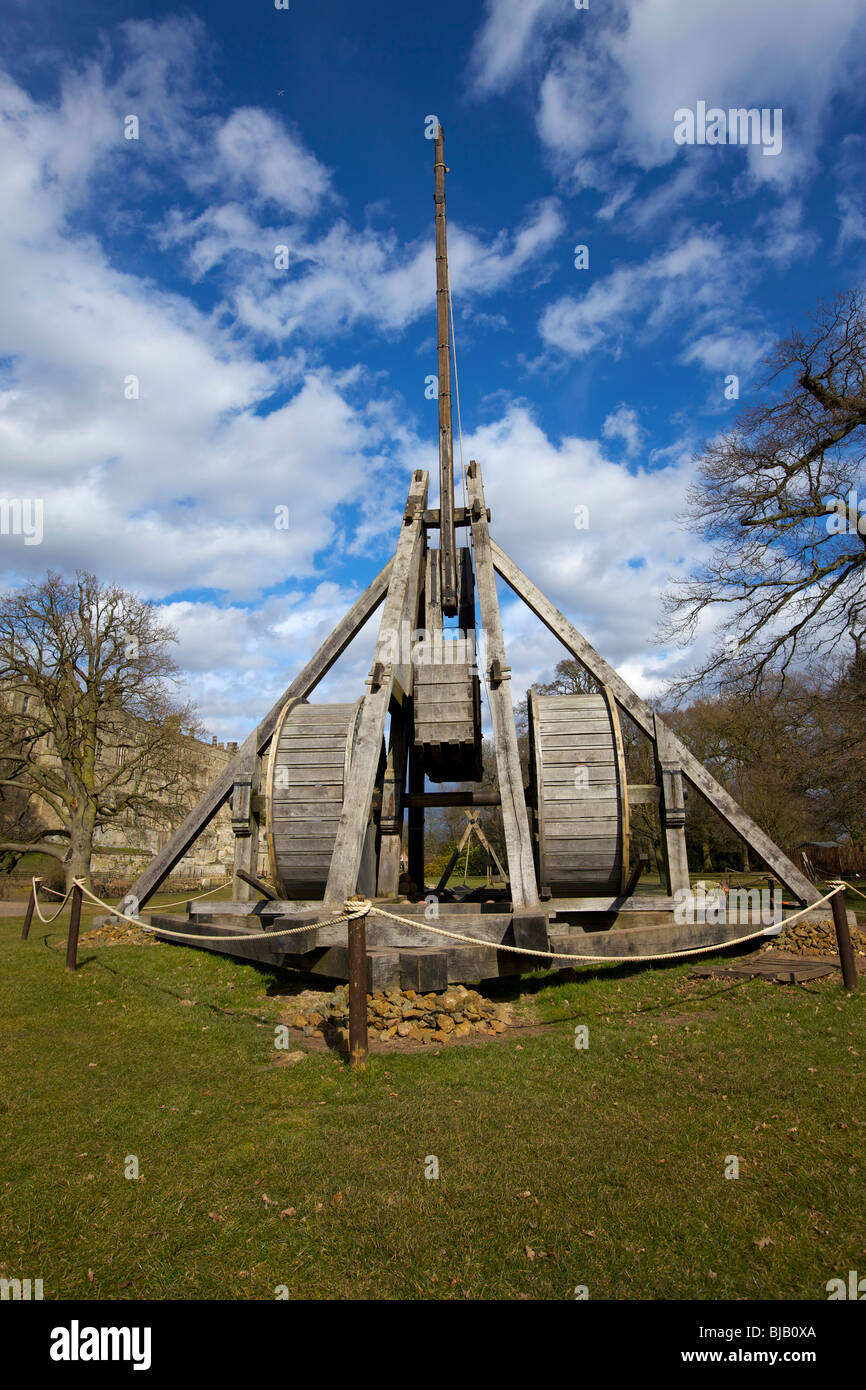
211,108 -> 335,217
476,0 -> 866,202
165,197 -> 564,343
602,405 -> 644,458
467,0 -> 564,97
539,231 -> 729,358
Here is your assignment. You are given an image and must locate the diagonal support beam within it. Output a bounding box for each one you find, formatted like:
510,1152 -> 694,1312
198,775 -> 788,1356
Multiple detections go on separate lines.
124,557 -> 395,909
324,471 -> 429,907
491,539 -> 820,906
467,462 -> 539,908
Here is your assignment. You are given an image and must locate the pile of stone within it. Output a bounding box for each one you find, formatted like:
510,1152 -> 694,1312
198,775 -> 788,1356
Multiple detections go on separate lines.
79,921 -> 159,947
770,917 -> 866,958
288,984 -> 510,1047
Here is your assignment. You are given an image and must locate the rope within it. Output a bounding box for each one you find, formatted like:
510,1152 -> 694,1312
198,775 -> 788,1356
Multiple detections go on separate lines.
58,880 -> 369,942
30,878 -> 76,925
357,902 -> 780,964
144,879 -> 233,910
829,878 -> 866,902
35,879 -> 850,967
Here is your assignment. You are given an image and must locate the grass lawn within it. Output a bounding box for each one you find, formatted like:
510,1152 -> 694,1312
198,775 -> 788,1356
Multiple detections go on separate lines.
1,904 -> 863,1301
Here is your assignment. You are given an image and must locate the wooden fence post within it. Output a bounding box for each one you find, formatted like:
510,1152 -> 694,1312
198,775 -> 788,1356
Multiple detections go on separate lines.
347,913 -> 369,1067
21,878 -> 40,940
830,888 -> 859,992
66,883 -> 83,972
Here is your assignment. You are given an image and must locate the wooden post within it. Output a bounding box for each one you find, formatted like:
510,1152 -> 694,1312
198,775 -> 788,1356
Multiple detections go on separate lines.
21,878 -> 40,940
376,708 -> 411,898
433,125 -> 457,617
231,752 -> 261,903
466,462 -> 539,909
407,746 -> 425,890
830,888 -> 859,991
654,715 -> 690,897
347,912 -> 369,1066
66,883 -> 83,972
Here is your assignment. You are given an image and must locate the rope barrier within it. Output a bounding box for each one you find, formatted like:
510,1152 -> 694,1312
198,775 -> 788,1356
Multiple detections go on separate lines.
30,879 -> 76,925
31,880 -> 852,967
61,880 -> 368,942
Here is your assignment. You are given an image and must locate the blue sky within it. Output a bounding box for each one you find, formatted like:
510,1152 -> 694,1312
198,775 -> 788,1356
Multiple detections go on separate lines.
1,0 -> 865,740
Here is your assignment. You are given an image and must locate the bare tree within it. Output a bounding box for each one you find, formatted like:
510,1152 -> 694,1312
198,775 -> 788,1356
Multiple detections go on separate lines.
0,571 -> 205,890
661,288 -> 866,696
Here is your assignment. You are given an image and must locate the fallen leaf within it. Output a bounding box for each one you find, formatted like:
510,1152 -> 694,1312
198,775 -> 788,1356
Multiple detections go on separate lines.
279,1208 -> 296,1219
755,1237 -> 775,1249
331,1191 -> 343,1205
525,1246 -> 535,1261
208,1212 -> 225,1222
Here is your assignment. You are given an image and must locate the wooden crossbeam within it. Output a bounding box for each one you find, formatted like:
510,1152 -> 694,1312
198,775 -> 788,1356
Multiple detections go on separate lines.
123,557 -> 395,909
490,538 -> 820,905
324,471 -> 429,906
467,462 -> 539,908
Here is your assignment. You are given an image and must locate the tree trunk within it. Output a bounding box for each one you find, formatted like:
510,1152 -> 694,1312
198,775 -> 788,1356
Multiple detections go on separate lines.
65,808 -> 96,893
702,834 -> 713,873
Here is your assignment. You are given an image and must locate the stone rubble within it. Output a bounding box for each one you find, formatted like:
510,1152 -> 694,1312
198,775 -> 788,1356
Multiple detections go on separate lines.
287,984 -> 510,1047
767,917 -> 866,958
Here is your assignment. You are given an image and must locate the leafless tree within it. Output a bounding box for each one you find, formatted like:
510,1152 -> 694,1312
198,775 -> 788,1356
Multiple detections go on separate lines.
0,571 -> 205,890
661,288 -> 866,697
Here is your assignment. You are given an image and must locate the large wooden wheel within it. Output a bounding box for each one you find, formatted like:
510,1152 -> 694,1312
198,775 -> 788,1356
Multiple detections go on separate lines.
266,700 -> 368,899
528,688 -> 630,897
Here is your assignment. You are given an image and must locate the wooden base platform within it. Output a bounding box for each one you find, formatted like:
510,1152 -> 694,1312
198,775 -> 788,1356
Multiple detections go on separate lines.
143,896 -> 857,988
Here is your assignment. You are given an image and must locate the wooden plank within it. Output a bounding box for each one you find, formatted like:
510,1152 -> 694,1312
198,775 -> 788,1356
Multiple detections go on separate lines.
324,471 -> 429,906
125,557 -> 395,908
467,460 -> 538,909
491,539 -> 820,905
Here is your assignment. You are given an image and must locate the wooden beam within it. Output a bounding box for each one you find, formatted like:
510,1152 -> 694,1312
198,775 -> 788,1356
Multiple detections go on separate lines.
376,707 -> 411,898
433,127 -> 457,616
467,462 -> 539,908
324,472 -> 429,906
490,539 -> 819,905
654,714 -> 690,896
124,557 -> 394,909
231,750 -> 261,903
405,789 -> 501,807
423,506 -> 488,529
406,745 -> 425,889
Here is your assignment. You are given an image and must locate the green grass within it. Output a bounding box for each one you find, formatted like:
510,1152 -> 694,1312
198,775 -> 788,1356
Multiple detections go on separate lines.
1,909 -> 863,1301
